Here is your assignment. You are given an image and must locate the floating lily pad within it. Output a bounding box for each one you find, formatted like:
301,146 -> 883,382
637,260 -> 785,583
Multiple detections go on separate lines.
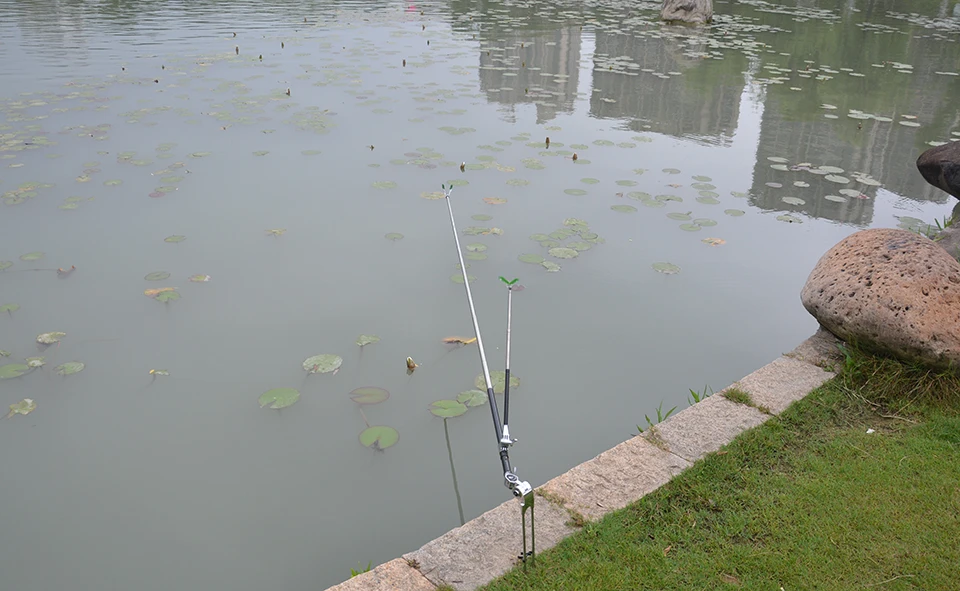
372,181 -> 398,189
679,223 -> 701,232
385,232 -> 404,241
702,237 -> 726,246
692,175 -> 712,182
824,175 -> 850,184
454,390 -> 486,408
0,303 -> 19,313
475,370 -> 519,395
465,252 -> 487,261
0,262 -> 12,271
580,178 -> 600,184
824,194 -> 848,203
450,274 -> 476,284
303,354 -> 342,374
777,214 -> 803,223
26,357 -> 45,368
667,212 -> 692,221
507,178 -> 530,186
356,334 -> 380,347
350,387 -> 389,405
652,262 -> 681,275
359,425 -> 399,450
693,218 -> 717,227
188,274 -> 211,282
189,151 -> 212,158
616,180 -> 637,187
782,197 -> 806,206
548,247 -> 579,259
564,188 -> 587,196
471,214 -> 493,222
611,205 -> 637,213
483,197 -> 507,204
7,398 -> 35,417
104,179 -> 122,186
724,209 -> 745,217
144,272 -> 170,281
567,241 -> 592,252
156,291 -> 180,302
696,196 -> 720,205
164,235 -> 186,243
662,168 -> 681,174
542,261 -> 561,273
429,399 -> 468,418
518,253 -> 544,264
420,191 -> 445,200
19,252 -> 44,262
0,363 -> 30,379
259,387 -> 300,409
55,361 -> 84,376
466,243 -> 487,253
36,332 -> 66,345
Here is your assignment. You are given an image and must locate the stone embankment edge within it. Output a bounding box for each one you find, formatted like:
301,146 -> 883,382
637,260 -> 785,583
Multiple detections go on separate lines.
325,328 -> 843,591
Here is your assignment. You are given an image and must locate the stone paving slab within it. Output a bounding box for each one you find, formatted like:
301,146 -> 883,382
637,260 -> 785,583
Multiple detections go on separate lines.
403,494 -> 574,590
786,327 -> 844,368
539,434 -> 691,522
647,393 -> 768,462
326,558 -> 436,591
733,355 -> 836,415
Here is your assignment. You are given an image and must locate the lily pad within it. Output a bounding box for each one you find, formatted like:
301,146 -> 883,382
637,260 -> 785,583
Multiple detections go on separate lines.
385,232 -> 404,241
782,197 -> 806,206
188,275 -> 211,282
421,191 -> 445,200
156,291 -> 180,302
359,426 -> 399,450
466,243 -> 487,252
0,363 -> 30,379
456,390 -> 487,408
429,399 -> 468,418
483,197 -> 507,204
164,235 -> 186,243
0,261 -> 12,271
580,178 -> 600,185
548,247 -> 579,259
372,181 -> 398,189
36,332 -> 66,345
567,241 -> 593,252
350,387 -> 389,405
55,361 -> 85,376
7,398 -> 36,418
145,272 -> 170,281
471,214 -> 493,222
777,214 -> 803,223
611,205 -> 637,213
564,188 -> 587,196
356,334 -> 380,347
667,212 -> 692,221
724,209 -> 745,217
475,370 -> 519,395
0,303 -> 19,313
679,223 -> 701,232
302,354 -> 343,374
542,261 -> 561,272
259,387 -> 300,409
19,252 -> 44,261
26,357 -> 45,368
652,262 -> 681,275
451,274 -> 476,284
518,253 -> 544,264
825,175 -> 850,184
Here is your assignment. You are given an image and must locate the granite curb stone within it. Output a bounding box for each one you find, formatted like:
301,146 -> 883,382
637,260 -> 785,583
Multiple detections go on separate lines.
402,495 -> 575,590
539,435 -> 691,522
733,356 -> 836,415
324,558 -> 437,591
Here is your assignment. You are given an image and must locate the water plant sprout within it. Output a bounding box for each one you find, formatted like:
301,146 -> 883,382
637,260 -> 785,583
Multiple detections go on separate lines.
441,184 -> 535,567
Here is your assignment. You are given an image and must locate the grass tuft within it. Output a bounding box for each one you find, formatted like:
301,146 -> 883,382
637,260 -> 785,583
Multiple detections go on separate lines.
721,387 -> 754,406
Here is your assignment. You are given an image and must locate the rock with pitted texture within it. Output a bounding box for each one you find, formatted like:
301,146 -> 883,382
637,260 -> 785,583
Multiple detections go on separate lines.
801,228 -> 960,371
917,141 -> 960,200
661,0 -> 713,24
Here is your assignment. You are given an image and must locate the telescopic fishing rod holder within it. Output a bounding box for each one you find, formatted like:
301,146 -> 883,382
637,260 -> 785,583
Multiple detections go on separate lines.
442,183 -> 536,566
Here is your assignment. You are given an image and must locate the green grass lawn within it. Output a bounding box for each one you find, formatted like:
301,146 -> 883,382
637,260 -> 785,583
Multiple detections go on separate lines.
481,348 -> 960,591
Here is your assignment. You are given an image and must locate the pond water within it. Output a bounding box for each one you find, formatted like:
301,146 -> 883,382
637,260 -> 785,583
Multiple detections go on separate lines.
1,0 -> 958,588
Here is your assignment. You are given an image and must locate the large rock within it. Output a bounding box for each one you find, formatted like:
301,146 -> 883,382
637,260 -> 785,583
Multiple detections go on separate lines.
917,141 -> 960,200
661,0 -> 713,24
801,228 -> 960,371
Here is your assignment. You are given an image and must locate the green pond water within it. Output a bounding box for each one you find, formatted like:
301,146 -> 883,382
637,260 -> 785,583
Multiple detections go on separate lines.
1,0 -> 958,588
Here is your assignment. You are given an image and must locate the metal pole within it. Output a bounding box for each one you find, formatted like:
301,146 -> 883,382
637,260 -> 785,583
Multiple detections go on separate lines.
442,187 -> 510,475
502,285 -> 513,437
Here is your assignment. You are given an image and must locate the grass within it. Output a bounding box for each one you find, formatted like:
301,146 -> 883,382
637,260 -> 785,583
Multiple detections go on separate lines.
481,347 -> 960,590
